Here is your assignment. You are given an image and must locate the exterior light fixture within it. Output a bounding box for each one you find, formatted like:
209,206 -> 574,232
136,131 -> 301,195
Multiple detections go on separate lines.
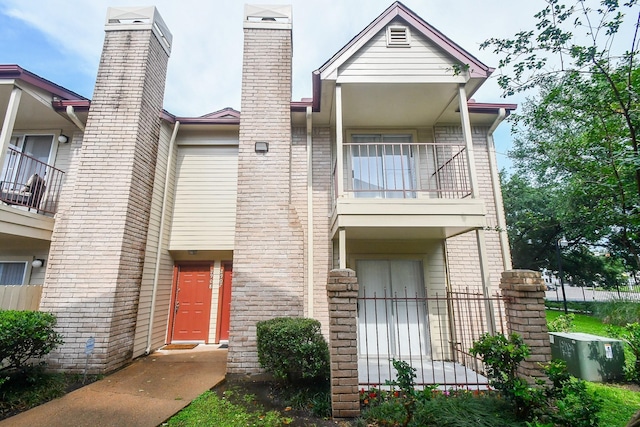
58,134 -> 69,143
187,250 -> 198,255
255,142 -> 269,153
32,259 -> 45,268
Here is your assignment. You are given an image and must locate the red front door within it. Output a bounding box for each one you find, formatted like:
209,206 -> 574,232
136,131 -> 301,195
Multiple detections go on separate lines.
171,263 -> 212,342
216,262 -> 233,342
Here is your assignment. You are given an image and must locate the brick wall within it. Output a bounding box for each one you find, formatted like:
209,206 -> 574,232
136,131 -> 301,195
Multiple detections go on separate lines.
41,26 -> 169,373
227,25 -> 305,375
436,126 -> 508,294
311,128 -> 333,336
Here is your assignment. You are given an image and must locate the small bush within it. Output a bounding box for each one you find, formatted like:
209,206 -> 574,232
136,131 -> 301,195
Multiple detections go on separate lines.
608,322 -> 640,383
0,310 -> 64,372
256,317 -> 329,383
547,313 -> 575,332
469,333 -> 530,395
470,333 -> 601,427
592,299 -> 640,326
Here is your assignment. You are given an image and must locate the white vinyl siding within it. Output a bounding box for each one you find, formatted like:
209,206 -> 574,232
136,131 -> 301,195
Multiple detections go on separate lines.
170,145 -> 238,251
339,20 -> 456,80
133,123 -> 177,356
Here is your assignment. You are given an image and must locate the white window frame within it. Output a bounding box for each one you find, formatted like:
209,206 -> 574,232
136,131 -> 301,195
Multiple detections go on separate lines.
346,130 -> 420,199
0,260 -> 30,286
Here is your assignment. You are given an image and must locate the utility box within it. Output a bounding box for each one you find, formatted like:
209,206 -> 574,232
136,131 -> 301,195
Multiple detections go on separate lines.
549,332 -> 625,382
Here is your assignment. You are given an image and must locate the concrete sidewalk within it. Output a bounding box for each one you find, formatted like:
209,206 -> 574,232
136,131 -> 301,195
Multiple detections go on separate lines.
1,345 -> 227,427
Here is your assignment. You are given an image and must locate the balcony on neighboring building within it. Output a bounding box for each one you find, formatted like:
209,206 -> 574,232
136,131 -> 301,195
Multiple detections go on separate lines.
1,146 -> 65,216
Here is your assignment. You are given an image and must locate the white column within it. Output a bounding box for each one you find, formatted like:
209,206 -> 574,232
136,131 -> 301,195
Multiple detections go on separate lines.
0,86 -> 22,174
339,228 -> 346,269
458,84 -> 479,198
476,229 -> 496,334
335,84 -> 344,197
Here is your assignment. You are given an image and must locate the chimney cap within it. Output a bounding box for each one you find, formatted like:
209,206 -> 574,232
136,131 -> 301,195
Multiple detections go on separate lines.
105,6 -> 173,55
244,4 -> 292,29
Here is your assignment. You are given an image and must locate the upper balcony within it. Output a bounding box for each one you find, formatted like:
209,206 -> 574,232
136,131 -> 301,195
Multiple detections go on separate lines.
330,139 -> 487,240
0,147 -> 64,242
1,146 -> 65,215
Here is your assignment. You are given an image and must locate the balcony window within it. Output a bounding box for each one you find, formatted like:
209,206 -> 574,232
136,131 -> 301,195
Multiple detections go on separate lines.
1,134 -> 65,215
350,134 -> 416,198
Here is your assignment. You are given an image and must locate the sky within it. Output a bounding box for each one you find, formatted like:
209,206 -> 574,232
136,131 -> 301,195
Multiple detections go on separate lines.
0,0 -> 635,171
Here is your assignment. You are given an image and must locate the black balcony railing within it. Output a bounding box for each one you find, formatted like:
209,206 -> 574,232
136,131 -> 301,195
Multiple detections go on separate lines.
0,147 -> 65,215
357,287 -> 506,389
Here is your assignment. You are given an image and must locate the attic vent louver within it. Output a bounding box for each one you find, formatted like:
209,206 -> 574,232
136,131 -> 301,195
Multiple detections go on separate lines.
386,25 -> 411,47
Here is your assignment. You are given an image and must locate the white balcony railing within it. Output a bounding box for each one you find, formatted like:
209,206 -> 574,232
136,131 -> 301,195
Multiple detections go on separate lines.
0,147 -> 65,215
338,142 -> 471,199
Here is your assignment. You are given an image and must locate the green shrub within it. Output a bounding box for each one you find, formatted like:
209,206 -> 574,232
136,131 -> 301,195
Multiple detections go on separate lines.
607,322 -> 640,383
469,333 -> 530,395
0,310 -> 64,372
592,299 -> 640,326
547,313 -> 575,332
256,317 -> 329,383
470,333 -> 601,426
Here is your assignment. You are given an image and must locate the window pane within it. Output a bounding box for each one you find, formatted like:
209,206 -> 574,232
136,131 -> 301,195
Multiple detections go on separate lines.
0,262 -> 27,285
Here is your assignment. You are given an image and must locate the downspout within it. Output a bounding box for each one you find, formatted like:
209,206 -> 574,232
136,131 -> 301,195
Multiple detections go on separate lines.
66,105 -> 86,132
306,106 -> 314,318
486,108 -> 512,271
145,120 -> 180,354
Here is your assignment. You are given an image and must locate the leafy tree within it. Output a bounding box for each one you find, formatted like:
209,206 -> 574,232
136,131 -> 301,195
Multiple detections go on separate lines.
486,0 -> 640,279
501,172 -> 629,288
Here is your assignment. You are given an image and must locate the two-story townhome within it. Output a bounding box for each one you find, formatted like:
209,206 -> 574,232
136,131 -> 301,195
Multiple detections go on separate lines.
0,2 -> 514,385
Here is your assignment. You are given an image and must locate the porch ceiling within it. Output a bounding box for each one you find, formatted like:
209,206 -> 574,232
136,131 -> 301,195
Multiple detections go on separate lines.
341,83 -> 458,128
0,82 -> 71,130
313,80 -> 499,128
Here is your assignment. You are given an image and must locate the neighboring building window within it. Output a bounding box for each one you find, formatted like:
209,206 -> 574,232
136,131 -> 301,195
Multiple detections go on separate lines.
0,262 -> 27,285
2,134 -> 55,186
386,25 -> 411,47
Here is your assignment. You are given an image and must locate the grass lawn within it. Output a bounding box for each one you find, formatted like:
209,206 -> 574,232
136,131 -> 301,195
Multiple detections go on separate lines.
588,382 -> 640,427
546,309 -> 613,336
547,309 -> 640,426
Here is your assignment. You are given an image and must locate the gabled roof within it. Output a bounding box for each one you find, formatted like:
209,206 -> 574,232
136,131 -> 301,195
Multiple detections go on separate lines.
316,1 -> 494,80
0,65 -> 88,101
162,107 -> 241,125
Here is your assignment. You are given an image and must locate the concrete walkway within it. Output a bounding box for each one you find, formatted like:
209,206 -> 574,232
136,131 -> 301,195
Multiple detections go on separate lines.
1,345 -> 227,427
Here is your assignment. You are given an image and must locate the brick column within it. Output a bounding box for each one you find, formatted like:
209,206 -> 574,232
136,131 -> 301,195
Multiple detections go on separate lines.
41,7 -> 171,373
327,269 -> 360,419
500,270 -> 552,382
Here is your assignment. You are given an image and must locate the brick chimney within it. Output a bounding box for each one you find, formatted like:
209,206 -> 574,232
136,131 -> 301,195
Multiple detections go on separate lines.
41,7 -> 172,373
227,4 -> 305,376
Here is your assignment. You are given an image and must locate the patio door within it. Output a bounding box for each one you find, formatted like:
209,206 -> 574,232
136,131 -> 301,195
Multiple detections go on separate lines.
350,134 -> 417,198
170,263 -> 213,342
357,260 -> 428,358
2,135 -> 55,180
